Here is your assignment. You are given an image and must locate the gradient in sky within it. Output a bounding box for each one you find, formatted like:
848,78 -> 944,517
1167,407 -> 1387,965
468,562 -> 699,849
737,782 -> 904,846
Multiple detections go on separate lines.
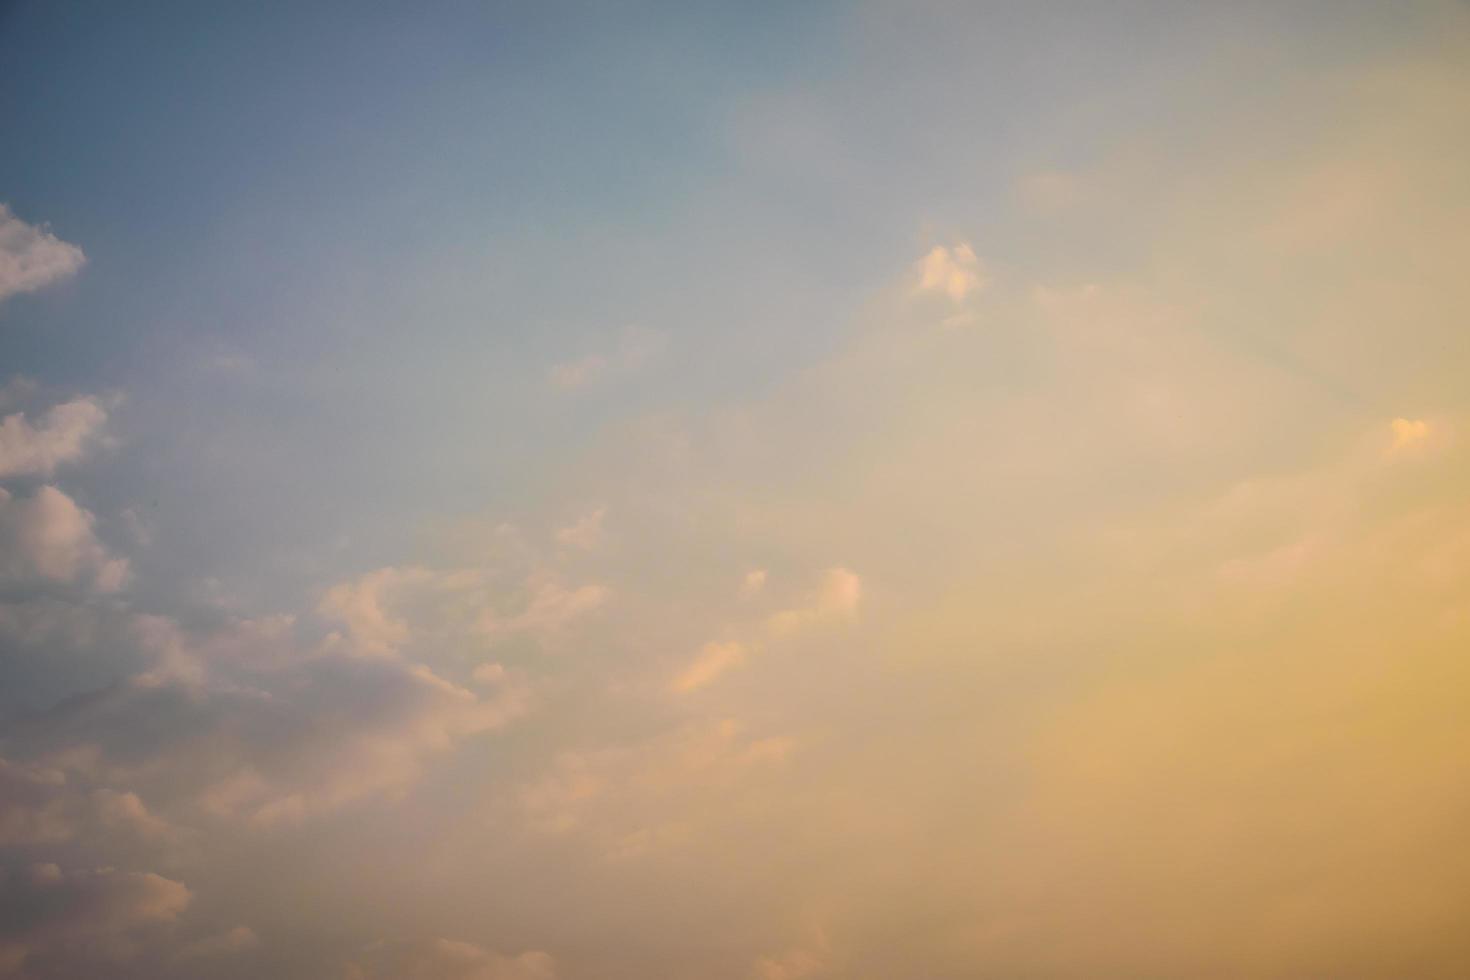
2,1 -> 1470,977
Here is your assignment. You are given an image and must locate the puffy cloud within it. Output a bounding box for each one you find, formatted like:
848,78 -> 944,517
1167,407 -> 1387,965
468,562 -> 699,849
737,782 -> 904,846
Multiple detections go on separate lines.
0,864 -> 190,977
913,243 -> 982,302
0,397 -> 108,479
670,641 -> 746,694
346,938 -> 556,980
318,565 -> 441,657
0,205 -> 85,306
0,485 -> 129,591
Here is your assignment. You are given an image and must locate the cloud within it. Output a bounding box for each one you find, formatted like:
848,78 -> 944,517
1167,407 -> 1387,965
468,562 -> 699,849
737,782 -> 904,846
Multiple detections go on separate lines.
670,640 -> 747,694
1,611 -> 531,830
0,485 -> 129,591
346,938 -> 556,980
185,656 -> 530,826
0,758 -> 181,850
318,564 -> 607,659
516,719 -> 794,847
318,565 -> 441,657
1389,417 -> 1432,452
0,205 -> 86,306
765,567 -> 861,636
471,662 -> 506,685
547,326 -> 665,391
753,949 -> 826,980
0,396 -> 108,479
0,864 -> 190,977
553,508 -> 604,550
175,925 -> 258,960
740,569 -> 768,597
913,243 -> 982,302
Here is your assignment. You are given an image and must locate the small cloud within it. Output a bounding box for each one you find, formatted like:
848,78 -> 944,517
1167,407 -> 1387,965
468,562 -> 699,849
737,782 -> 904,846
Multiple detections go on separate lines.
913,243 -> 983,303
548,325 -> 665,390
547,353 -> 608,390
671,641 -> 747,694
766,567 -> 862,636
1389,417 -> 1431,452
177,925 -> 259,960
740,569 -> 768,598
555,507 -> 605,550
753,928 -> 832,980
0,204 -> 86,305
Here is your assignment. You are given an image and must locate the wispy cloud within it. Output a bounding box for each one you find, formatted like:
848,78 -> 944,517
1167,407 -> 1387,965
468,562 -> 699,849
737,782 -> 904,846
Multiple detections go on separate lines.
547,326 -> 665,390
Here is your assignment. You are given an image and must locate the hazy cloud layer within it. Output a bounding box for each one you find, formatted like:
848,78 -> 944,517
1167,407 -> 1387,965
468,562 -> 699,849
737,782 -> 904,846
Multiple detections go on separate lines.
2,3 -> 1469,978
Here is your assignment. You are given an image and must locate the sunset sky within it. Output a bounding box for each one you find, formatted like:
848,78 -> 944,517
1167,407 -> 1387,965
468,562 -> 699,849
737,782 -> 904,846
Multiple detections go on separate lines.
2,2 -> 1470,977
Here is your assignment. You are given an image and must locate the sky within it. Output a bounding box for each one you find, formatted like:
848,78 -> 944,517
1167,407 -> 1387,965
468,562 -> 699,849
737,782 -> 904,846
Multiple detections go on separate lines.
1,1 -> 1470,977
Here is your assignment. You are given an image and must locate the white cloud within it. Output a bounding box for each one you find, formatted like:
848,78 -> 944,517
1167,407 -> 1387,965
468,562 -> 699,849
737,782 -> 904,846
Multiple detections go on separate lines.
0,485 -> 129,591
0,204 -> 86,305
0,396 -> 108,479
913,243 -> 983,303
